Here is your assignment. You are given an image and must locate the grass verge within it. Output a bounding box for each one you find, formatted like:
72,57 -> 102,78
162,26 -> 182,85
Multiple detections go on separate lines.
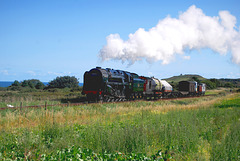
0,93 -> 239,160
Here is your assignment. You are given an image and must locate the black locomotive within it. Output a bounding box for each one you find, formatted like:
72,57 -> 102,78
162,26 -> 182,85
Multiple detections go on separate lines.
82,67 -> 144,102
82,67 -> 206,102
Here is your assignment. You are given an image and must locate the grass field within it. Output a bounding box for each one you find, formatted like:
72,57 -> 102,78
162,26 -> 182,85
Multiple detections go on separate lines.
0,88 -> 84,108
0,90 -> 239,160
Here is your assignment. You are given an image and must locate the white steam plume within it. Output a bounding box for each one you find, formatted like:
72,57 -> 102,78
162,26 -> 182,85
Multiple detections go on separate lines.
99,5 -> 240,65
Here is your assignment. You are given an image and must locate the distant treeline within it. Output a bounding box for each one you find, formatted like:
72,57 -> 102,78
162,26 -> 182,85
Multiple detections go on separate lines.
0,76 -> 82,91
201,78 -> 236,89
170,76 -> 240,90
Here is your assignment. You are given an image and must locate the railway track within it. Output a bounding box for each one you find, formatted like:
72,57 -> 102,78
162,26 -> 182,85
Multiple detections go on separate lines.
0,94 -> 212,111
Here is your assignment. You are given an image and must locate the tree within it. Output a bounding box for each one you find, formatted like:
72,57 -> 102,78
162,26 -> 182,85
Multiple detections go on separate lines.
35,82 -> 45,89
9,80 -> 21,91
28,81 -> 35,88
48,76 -> 79,89
210,79 -> 221,87
21,80 -> 29,87
12,80 -> 20,86
21,79 -> 45,89
7,79 -> 45,91
191,76 -> 200,83
28,79 -> 44,89
224,82 -> 233,88
202,80 -> 216,89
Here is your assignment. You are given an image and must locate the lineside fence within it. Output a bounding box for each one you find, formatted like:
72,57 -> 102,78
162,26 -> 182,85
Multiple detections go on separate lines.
0,102 -> 85,111
0,94 -> 212,111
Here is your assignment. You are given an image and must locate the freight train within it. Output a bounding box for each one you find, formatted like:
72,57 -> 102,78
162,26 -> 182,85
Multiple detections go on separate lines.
82,67 -> 206,102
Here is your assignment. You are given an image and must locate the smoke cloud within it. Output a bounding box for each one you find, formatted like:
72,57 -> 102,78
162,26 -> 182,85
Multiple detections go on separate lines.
99,5 -> 240,65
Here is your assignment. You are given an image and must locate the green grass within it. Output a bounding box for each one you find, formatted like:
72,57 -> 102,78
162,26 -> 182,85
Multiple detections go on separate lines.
204,88 -> 234,96
0,93 -> 239,160
0,89 -> 83,108
214,93 -> 240,108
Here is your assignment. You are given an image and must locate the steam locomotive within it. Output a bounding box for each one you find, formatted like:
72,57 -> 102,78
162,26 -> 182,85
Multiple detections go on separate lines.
82,67 -> 206,102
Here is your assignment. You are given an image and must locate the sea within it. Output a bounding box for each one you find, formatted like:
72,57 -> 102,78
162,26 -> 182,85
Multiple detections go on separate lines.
0,81 -> 83,87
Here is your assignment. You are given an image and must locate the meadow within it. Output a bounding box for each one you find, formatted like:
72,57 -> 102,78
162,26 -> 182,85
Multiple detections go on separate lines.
0,88 -> 84,108
0,89 -> 239,160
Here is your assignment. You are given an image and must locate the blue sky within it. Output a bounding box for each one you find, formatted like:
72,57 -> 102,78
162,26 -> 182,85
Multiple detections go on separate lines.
0,0 -> 240,82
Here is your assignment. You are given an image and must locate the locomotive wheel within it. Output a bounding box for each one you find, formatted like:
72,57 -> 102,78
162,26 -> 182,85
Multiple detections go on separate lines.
132,95 -> 135,100
98,94 -> 103,103
104,96 -> 110,102
136,94 -> 139,99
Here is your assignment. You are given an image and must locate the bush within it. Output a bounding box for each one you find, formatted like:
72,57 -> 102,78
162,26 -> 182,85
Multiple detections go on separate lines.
48,76 -> 79,89
224,82 -> 233,88
24,79 -> 45,89
6,79 -> 45,91
21,80 -> 29,87
35,82 -> 45,89
70,86 -> 82,92
209,79 -> 221,87
202,80 -> 216,89
12,80 -> 20,86
7,86 -> 22,91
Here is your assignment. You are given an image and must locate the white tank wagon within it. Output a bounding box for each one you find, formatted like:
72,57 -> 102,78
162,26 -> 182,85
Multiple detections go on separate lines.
160,80 -> 172,92
140,76 -> 162,99
140,77 -> 174,99
159,80 -> 173,97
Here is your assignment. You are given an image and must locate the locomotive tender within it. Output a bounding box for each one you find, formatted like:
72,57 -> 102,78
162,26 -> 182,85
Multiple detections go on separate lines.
82,67 -> 206,102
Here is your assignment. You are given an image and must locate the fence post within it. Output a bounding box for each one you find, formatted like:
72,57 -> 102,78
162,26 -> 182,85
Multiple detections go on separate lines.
20,102 -> 23,112
45,101 -> 47,111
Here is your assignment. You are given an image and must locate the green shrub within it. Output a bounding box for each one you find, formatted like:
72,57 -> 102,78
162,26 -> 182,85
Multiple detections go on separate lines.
48,76 -> 79,89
